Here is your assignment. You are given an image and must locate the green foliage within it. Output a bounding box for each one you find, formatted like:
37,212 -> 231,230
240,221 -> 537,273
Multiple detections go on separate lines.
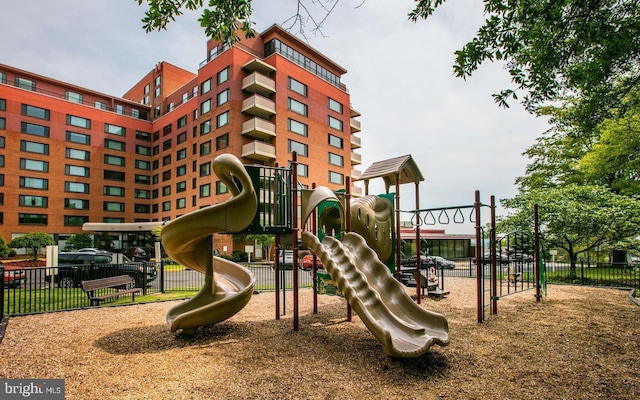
64,233 -> 94,251
500,185 -> 640,272
93,232 -> 114,251
0,236 -> 10,258
8,233 -> 55,260
410,0 -> 640,113
136,0 -> 255,44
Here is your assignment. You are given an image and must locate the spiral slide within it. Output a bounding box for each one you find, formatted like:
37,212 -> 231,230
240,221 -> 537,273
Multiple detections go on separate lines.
161,154 -> 258,334
302,231 -> 450,358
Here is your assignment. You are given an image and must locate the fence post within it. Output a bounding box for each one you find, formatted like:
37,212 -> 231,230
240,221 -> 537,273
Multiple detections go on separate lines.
160,259 -> 165,293
580,260 -> 585,285
0,264 -> 4,321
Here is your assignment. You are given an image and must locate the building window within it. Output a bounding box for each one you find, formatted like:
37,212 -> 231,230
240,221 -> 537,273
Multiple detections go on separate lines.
217,67 -> 229,84
64,216 -> 89,226
20,122 -> 50,137
95,101 -> 108,110
104,217 -> 125,223
176,198 -> 186,209
328,98 -> 343,114
201,99 -> 212,115
103,202 -> 125,212
155,87 -> 161,98
66,165 -> 90,177
105,123 -> 125,136
176,181 -> 187,193
162,170 -> 171,181
0,118 -> 4,130
15,77 -> 36,91
177,132 -> 187,145
135,204 -> 151,213
288,77 -> 307,96
135,160 -> 151,170
18,213 -> 47,225
66,148 -> 90,161
200,183 -> 211,198
288,140 -> 308,157
103,186 -> 125,197
329,171 -> 344,184
328,152 -> 344,167
200,162 -> 211,177
104,170 -> 125,181
136,145 -> 151,156
162,201 -> 171,212
65,181 -> 90,193
0,99 -> 4,111
135,189 -> 150,199
20,176 -> 48,190
20,140 -> 49,155
200,120 -> 212,135
66,115 -> 91,129
328,134 -> 343,149
163,139 -> 172,151
201,78 -> 211,94
136,130 -> 152,141
217,89 -> 229,106
135,174 -> 151,185
154,106 -> 161,117
176,164 -> 187,177
65,199 -> 90,210
66,131 -> 90,145
288,119 -> 308,136
20,158 -> 49,172
216,111 -> 229,128
177,115 -> 188,128
200,141 -> 212,156
288,98 -> 308,116
104,154 -> 125,167
66,91 -> 83,104
21,104 -> 50,120
328,116 -> 343,132
177,148 -> 187,160
215,133 -> 229,150
19,195 -> 48,208
105,139 -> 126,151
297,163 -> 309,177
216,181 -> 228,194
162,185 -> 171,196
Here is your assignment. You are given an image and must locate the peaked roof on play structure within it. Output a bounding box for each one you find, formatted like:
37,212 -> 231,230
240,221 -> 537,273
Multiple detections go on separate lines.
357,154 -> 424,189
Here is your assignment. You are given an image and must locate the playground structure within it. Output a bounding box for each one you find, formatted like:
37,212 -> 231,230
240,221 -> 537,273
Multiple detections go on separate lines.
160,153 -> 450,357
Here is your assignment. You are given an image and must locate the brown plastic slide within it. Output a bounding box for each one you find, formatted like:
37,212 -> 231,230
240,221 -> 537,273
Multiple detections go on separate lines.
161,154 -> 258,334
302,231 -> 450,358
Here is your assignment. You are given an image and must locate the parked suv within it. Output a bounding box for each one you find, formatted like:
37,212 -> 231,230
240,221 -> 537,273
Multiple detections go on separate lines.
46,250 -> 157,288
123,247 -> 154,262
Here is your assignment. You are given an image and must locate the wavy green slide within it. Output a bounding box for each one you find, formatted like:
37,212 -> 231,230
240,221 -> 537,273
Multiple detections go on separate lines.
161,154 -> 258,334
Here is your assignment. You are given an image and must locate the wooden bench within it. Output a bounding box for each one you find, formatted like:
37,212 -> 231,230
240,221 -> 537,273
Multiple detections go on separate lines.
80,275 -> 141,306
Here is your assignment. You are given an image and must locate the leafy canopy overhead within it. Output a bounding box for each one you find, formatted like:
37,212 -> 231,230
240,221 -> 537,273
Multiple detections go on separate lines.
411,0 -> 640,111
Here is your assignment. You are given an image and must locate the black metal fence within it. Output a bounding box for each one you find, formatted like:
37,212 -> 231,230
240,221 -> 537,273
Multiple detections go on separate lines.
3,258 -> 638,318
1,261 -> 317,318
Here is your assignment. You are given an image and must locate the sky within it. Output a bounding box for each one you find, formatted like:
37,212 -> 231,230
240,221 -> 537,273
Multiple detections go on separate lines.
1,0 -> 550,233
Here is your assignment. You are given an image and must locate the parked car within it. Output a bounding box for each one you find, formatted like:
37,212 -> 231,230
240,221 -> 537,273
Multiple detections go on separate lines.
509,252 -> 533,262
46,250 -> 157,288
399,255 -> 435,286
301,254 -> 323,270
3,263 -> 27,288
474,252 -> 510,265
431,256 -> 455,270
277,250 -> 294,270
123,246 -> 154,262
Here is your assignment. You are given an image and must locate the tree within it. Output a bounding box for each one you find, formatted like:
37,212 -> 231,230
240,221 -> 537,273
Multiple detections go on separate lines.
93,232 -> 114,251
411,0 -> 640,113
0,235 -> 10,258
64,233 -> 94,251
136,1 -> 640,114
8,233 -> 55,260
499,184 -> 640,278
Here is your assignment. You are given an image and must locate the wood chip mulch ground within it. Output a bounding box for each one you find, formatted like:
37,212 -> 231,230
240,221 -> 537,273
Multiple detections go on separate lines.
0,278 -> 638,400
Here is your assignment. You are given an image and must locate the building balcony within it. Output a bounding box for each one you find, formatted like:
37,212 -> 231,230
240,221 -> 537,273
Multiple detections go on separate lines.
350,118 -> 361,133
350,135 -> 361,149
241,117 -> 276,139
351,152 -> 362,165
242,94 -> 276,119
242,58 -> 276,75
242,140 -> 276,161
350,106 -> 361,118
351,185 -> 364,197
242,73 -> 276,97
351,168 -> 362,180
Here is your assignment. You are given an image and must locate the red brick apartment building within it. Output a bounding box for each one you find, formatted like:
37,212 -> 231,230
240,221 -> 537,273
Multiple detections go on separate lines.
0,24 -> 363,253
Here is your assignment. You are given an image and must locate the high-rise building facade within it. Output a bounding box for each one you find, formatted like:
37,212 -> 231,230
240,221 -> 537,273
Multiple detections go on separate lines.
0,24 -> 362,251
